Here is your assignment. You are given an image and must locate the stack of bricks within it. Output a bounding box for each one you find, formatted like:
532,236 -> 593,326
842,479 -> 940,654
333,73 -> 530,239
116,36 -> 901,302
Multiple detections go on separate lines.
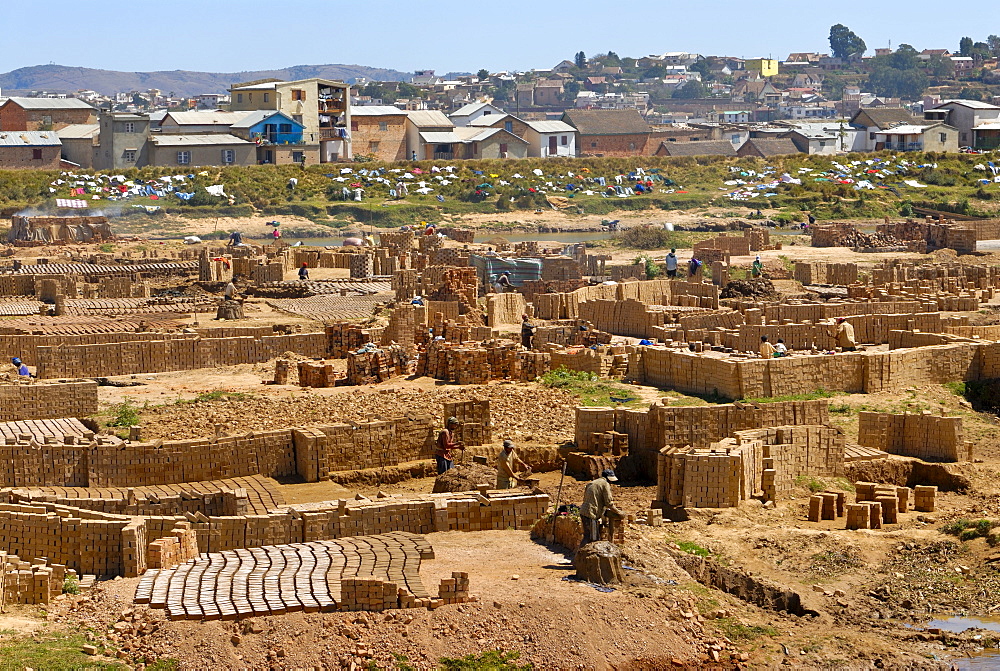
421,266 -> 477,308
857,410 -> 970,462
444,400 -> 491,446
349,253 -> 374,279
393,269 -> 419,301
847,482 -> 912,529
914,485 -> 937,512
327,322 -> 382,358
345,346 -> 410,385
486,292 -> 527,327
590,431 -> 629,456
609,264 -> 646,281
298,361 -> 339,387
793,262 -> 859,286
378,230 -> 415,251
0,380 -> 98,422
1,553 -> 69,605
437,571 -> 471,604
807,491 -> 845,521
147,522 -> 199,569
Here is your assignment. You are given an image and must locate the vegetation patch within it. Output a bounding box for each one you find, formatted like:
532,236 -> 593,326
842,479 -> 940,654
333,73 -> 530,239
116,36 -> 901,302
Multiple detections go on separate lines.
538,367 -> 642,407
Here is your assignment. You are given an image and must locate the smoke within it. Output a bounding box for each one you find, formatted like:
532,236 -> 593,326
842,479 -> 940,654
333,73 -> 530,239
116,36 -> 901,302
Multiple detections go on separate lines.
15,204 -> 129,218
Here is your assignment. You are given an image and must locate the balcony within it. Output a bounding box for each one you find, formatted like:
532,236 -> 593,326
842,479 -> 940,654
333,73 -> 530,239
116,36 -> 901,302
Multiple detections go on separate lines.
253,131 -> 306,146
885,142 -> 922,152
320,128 -> 348,140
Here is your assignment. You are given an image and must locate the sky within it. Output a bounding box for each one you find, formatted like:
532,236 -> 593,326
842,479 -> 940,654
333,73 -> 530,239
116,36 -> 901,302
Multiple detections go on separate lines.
3,0 -> 998,75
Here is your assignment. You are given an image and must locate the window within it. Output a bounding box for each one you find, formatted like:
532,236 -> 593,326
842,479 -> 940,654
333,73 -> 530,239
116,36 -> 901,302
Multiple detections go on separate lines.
124,122 -> 135,133
177,151 -> 191,165
629,142 -> 636,151
368,141 -> 380,153
504,121 -> 513,133
41,116 -> 52,127
222,149 -> 235,164
292,115 -> 303,124
731,134 -> 740,143
31,148 -> 42,160
940,133 -> 948,143
237,93 -> 243,103
278,123 -> 292,133
292,89 -> 305,101
499,143 -> 508,155
869,132 -> 875,140
123,150 -> 136,162
292,151 -> 305,163
378,121 -> 388,131
561,136 -> 568,145
248,93 -> 252,103
350,120 -> 359,132
263,93 -> 269,103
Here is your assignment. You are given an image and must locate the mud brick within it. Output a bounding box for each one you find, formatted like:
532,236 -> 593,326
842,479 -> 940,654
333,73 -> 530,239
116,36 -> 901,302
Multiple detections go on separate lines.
808,495 -> 823,522
876,496 -> 899,524
913,485 -> 937,513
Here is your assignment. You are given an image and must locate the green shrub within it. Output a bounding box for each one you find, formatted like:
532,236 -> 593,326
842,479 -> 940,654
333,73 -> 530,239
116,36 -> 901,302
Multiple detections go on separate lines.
107,398 -> 141,427
62,574 -> 79,595
439,650 -> 532,670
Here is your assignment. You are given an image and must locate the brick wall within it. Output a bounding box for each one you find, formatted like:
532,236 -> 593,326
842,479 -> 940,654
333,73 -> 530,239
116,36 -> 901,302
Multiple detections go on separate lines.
0,381 -> 97,422
579,133 -> 650,157
352,116 -> 408,162
0,145 -> 62,170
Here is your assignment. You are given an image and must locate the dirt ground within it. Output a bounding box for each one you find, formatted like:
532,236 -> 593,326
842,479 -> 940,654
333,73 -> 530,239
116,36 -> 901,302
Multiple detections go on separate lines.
13,210 -> 1000,669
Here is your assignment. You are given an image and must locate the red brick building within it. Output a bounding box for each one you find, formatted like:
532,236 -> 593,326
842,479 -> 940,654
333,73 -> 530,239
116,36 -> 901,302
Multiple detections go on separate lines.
0,98 -> 96,132
0,131 -> 63,169
562,109 -> 651,157
349,105 -> 408,161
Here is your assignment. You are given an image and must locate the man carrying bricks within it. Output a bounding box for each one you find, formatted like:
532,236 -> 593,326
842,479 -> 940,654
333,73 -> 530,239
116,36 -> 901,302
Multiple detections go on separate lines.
436,417 -> 464,474
580,469 -> 623,544
496,439 -> 530,489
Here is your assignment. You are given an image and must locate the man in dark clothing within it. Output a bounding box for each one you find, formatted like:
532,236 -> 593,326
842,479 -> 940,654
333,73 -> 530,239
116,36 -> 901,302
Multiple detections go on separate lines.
298,263 -> 309,280
520,313 -> 536,350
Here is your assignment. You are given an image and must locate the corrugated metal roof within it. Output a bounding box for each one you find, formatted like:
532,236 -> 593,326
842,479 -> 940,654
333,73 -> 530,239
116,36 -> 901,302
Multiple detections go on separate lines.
407,110 -> 453,128
0,131 -> 61,146
937,99 -> 1000,110
230,82 -> 278,90
56,124 -> 99,139
451,102 -> 501,117
419,131 -> 461,144
877,124 -> 934,135
149,134 -> 251,146
160,111 -> 248,126
350,105 -> 407,116
526,120 -> 575,133
454,127 -> 500,142
467,114 -> 509,127
2,97 -> 94,110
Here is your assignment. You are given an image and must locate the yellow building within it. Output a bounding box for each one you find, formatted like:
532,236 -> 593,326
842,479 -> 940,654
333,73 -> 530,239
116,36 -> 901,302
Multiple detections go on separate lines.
745,59 -> 779,77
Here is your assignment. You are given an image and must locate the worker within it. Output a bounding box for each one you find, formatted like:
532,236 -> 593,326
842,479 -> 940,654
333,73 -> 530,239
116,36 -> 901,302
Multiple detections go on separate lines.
11,357 -> 29,377
298,263 -> 309,280
363,233 -> 375,247
520,313 -> 536,350
774,338 -> 788,357
435,417 -> 464,474
665,248 -> 678,278
759,335 -> 775,359
496,439 -> 530,489
580,469 -> 623,545
272,227 -> 282,243
751,255 -> 764,278
831,317 -> 857,352
496,271 -> 513,292
411,295 -> 425,306
688,257 -> 702,278
224,281 -> 236,300
228,231 -> 243,246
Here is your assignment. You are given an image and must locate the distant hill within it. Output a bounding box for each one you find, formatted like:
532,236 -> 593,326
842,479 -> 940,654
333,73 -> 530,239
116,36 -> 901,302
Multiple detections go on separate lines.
0,64 -> 412,97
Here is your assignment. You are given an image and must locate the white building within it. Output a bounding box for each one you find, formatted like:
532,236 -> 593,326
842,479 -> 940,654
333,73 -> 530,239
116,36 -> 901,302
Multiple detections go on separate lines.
523,120 -> 577,157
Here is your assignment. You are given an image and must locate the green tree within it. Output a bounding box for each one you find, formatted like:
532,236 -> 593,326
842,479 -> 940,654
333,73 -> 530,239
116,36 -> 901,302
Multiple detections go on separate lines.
829,24 -> 867,59
960,36 -> 974,57
672,80 -> 706,99
605,51 -> 621,66
476,69 -> 490,80
868,66 -> 928,99
928,55 -> 955,79
888,44 -> 919,70
689,59 -> 711,80
988,35 -> 1000,57
959,87 -> 985,101
575,51 -> 587,68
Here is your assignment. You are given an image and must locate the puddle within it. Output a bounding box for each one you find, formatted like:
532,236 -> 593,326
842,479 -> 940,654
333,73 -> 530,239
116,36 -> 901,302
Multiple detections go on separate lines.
923,617 -> 1000,669
928,616 -> 1000,634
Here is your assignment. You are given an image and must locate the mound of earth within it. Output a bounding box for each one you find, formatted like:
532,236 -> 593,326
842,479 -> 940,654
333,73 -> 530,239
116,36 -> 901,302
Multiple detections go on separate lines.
720,278 -> 779,300
432,462 -> 497,493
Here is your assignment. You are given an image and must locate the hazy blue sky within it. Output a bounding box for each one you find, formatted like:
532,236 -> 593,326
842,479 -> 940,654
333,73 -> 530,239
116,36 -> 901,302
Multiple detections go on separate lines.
3,0 -> 997,74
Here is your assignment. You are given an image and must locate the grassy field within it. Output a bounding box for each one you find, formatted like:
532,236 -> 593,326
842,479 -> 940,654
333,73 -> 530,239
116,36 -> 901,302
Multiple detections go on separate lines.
5,151 -> 1000,227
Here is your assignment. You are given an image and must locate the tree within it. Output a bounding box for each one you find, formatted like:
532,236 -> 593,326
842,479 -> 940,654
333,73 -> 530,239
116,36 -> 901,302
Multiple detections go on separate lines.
959,87 -> 985,101
960,36 -> 974,57
829,24 -> 866,59
868,66 -> 928,100
689,60 -> 711,80
575,51 -> 587,68
928,55 -> 955,80
988,35 -> 1000,57
672,80 -> 706,99
605,51 -> 621,67
888,44 -> 919,70
476,69 -> 490,80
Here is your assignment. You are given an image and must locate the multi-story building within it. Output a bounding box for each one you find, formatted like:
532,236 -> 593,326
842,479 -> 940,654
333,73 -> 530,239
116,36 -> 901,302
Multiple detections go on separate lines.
0,98 -> 96,131
93,112 -> 152,169
229,78 -> 351,162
